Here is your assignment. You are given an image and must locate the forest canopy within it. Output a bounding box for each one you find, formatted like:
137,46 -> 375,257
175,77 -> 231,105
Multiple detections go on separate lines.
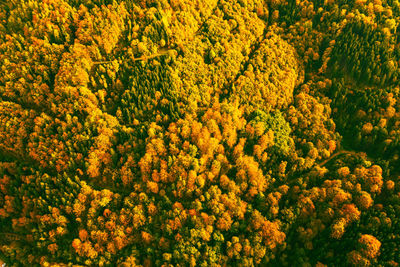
1,0 -> 400,266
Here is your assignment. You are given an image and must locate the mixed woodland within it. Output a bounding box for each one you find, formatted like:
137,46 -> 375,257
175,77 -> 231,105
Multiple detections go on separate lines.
1,0 -> 400,266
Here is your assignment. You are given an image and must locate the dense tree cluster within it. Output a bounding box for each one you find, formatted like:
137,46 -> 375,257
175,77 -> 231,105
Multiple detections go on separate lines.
1,0 -> 400,266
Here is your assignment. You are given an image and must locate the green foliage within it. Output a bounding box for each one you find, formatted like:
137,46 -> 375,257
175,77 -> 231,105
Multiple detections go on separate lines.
249,110 -> 293,156
330,19 -> 399,86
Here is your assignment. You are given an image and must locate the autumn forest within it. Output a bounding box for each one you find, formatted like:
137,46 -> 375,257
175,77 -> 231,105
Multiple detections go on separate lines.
1,0 -> 400,266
